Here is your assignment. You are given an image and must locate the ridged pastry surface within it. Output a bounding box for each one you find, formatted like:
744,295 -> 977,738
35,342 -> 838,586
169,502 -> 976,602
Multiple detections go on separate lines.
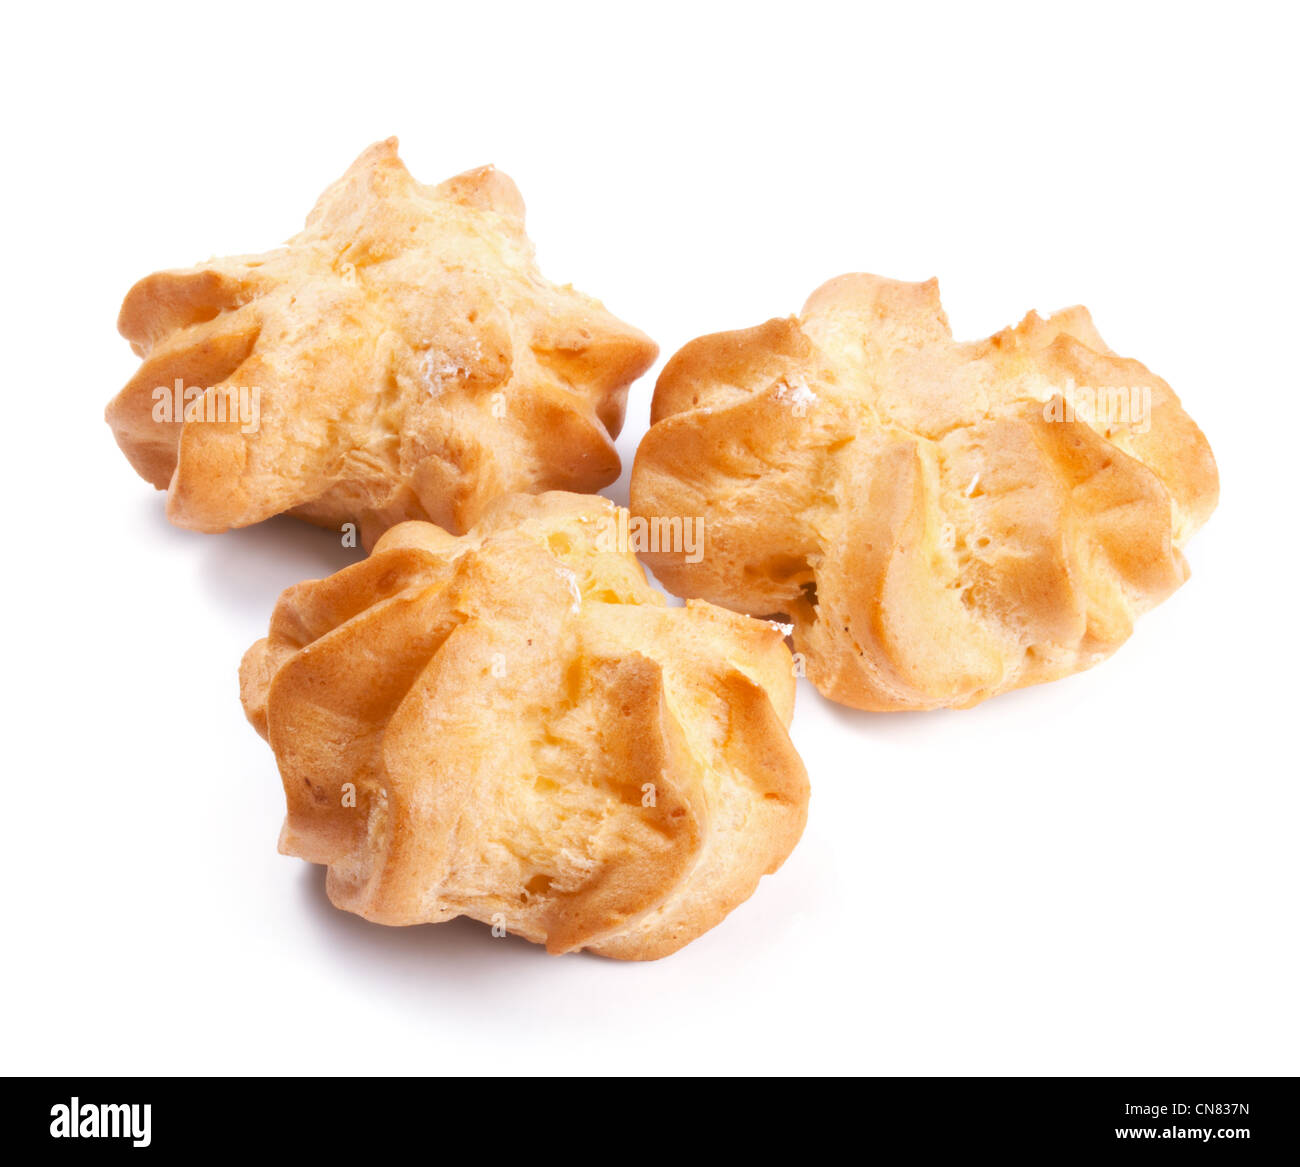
631,273 -> 1219,711
240,492 -> 809,959
107,139 -> 657,545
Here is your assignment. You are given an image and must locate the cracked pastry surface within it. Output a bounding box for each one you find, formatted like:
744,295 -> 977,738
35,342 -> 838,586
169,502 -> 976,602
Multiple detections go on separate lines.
107,138 -> 657,545
239,491 -> 809,960
630,273 -> 1219,711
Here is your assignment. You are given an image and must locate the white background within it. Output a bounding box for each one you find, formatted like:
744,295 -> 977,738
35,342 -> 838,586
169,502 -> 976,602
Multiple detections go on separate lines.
4,1 -> 1296,1076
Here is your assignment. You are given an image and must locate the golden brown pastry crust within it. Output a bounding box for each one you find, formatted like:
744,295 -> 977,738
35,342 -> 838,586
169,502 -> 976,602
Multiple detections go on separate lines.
240,491 -> 809,959
631,274 -> 1219,711
107,139 -> 657,545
